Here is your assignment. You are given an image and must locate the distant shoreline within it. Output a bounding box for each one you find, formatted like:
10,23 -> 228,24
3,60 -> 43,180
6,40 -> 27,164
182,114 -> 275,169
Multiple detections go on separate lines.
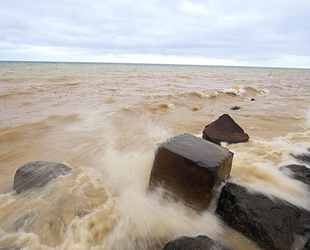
0,60 -> 309,71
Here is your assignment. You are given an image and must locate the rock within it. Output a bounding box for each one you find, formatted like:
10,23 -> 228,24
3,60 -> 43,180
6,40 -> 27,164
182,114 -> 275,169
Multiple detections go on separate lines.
14,210 -> 39,231
281,164 -> 310,187
281,164 -> 310,234
202,114 -> 249,145
149,133 -> 233,211
13,161 -> 72,194
230,106 -> 241,110
162,235 -> 230,250
292,149 -> 310,164
251,98 -> 255,101
305,239 -> 310,249
216,183 -> 300,250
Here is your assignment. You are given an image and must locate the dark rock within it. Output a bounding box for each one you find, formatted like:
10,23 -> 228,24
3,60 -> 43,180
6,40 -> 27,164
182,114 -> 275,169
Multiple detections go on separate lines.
230,106 -> 241,110
149,133 -> 233,211
162,235 -> 230,250
281,164 -> 310,187
251,98 -> 255,101
305,238 -> 310,249
292,149 -> 310,164
13,161 -> 72,194
202,114 -> 249,145
281,164 -> 310,234
216,183 -> 300,250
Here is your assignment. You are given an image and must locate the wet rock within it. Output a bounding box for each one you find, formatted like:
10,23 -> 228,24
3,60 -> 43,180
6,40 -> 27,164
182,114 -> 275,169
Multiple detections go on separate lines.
202,114 -> 249,145
230,106 -> 241,110
305,239 -> 310,249
281,164 -> 310,186
14,210 -> 39,231
216,183 -> 300,250
162,235 -> 230,250
149,133 -> 233,211
292,149 -> 310,164
281,164 -> 310,234
13,161 -> 72,194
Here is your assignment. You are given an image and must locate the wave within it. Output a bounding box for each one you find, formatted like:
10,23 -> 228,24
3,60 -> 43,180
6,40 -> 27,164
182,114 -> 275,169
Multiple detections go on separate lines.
180,85 -> 270,99
0,113 -> 80,140
158,102 -> 175,109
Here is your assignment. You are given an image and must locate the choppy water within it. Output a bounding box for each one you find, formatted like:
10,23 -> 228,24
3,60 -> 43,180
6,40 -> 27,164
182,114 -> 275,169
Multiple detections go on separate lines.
0,62 -> 310,249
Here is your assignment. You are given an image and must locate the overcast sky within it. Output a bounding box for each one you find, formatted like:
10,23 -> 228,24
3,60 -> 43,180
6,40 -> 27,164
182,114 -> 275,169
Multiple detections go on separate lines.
1,0 -> 310,68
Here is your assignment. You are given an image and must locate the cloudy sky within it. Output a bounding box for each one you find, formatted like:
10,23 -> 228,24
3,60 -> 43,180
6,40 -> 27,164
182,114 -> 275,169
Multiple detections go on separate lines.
1,0 -> 310,68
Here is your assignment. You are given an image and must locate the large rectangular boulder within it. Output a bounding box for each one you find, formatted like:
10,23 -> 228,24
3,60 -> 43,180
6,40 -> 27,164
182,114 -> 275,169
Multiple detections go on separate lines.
148,133 -> 233,211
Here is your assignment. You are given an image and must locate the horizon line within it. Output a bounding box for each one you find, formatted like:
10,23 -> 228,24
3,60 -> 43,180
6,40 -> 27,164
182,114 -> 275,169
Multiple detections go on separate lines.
0,59 -> 309,70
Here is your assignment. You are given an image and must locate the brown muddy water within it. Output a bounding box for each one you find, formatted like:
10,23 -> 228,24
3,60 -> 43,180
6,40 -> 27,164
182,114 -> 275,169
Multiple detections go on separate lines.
0,62 -> 310,250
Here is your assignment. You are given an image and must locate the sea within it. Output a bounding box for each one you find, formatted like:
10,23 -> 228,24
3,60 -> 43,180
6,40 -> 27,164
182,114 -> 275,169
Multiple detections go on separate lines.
0,61 -> 310,250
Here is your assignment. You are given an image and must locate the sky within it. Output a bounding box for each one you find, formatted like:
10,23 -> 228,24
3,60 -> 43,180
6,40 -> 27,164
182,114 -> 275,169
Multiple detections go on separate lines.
0,0 -> 310,68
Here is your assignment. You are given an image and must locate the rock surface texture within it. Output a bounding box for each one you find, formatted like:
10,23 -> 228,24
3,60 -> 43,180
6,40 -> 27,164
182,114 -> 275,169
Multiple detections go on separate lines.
216,183 -> 300,250
162,235 -> 230,250
202,114 -> 249,145
305,239 -> 310,250
13,161 -> 72,194
281,163 -> 310,248
149,133 -> 233,211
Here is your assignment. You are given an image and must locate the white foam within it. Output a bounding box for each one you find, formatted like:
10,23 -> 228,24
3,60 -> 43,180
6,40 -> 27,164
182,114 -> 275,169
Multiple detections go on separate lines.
228,136 -> 310,210
222,85 -> 246,96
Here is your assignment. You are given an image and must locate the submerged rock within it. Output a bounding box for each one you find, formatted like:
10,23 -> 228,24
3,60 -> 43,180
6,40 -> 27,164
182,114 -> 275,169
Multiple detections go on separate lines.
216,183 -> 300,250
14,209 -> 39,231
230,106 -> 241,110
13,161 -> 72,194
149,133 -> 233,211
202,114 -> 249,145
162,235 -> 230,250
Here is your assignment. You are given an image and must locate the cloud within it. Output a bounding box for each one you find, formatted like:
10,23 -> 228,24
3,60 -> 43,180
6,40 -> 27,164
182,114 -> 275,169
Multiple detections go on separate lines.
0,0 -> 309,68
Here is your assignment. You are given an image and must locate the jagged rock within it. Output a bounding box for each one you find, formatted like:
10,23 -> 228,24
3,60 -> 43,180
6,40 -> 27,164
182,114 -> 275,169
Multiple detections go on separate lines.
162,235 -> 230,250
216,183 -> 300,250
13,161 -> 72,194
202,114 -> 249,145
149,133 -> 233,211
281,164 -> 310,234
230,106 -> 241,110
